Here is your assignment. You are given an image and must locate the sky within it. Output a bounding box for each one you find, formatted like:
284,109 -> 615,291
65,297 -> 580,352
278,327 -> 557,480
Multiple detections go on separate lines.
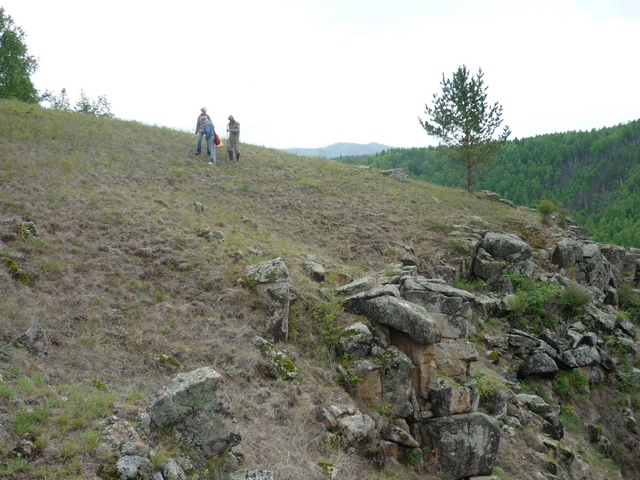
3,0 -> 640,149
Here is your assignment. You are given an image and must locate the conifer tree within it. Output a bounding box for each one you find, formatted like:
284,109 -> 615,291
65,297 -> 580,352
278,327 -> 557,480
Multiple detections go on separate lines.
419,65 -> 510,192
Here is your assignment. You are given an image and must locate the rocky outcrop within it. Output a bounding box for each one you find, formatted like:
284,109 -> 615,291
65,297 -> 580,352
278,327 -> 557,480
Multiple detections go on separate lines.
419,413 -> 501,479
148,367 -> 240,457
243,257 -> 291,342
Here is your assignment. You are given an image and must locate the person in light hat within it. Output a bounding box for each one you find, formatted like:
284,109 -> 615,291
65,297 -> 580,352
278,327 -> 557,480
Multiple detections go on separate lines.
194,107 -> 211,156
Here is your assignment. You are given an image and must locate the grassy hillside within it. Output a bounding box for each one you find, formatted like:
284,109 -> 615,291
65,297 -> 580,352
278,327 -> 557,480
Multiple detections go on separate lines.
0,99 -> 625,479
341,120 -> 640,248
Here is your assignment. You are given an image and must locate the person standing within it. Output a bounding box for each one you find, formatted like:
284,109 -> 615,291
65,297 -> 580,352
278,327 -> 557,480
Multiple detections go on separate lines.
203,118 -> 217,165
194,107 -> 211,156
226,115 -> 240,162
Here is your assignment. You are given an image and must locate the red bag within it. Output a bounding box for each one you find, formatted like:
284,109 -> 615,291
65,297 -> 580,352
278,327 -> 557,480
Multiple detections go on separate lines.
214,133 -> 222,146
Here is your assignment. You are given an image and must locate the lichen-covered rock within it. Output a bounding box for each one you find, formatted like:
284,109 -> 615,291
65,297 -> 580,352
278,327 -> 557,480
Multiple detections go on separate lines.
420,412 -> 500,479
519,352 -> 559,379
341,284 -> 400,314
252,335 -> 298,380
303,254 -> 326,282
116,455 -> 154,479
148,367 -> 240,457
229,469 -> 275,480
430,377 -> 479,417
339,322 -> 373,358
360,295 -> 442,345
160,458 -> 187,480
481,232 -> 532,262
335,276 -> 376,296
335,407 -> 377,454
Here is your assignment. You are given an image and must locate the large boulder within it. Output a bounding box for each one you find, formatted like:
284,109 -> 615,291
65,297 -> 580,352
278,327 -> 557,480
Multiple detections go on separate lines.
339,323 -> 373,358
360,296 -> 442,345
148,367 -> 240,457
481,232 -> 532,263
519,352 -> 559,379
401,277 -> 475,339
419,413 -> 500,479
350,347 -> 414,418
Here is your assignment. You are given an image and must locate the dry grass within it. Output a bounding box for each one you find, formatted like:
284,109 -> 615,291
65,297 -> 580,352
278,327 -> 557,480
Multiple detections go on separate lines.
0,99 -> 627,479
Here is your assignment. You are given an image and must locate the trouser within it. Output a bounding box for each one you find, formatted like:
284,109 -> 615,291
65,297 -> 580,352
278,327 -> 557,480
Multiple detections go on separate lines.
206,137 -> 216,163
196,132 -> 211,155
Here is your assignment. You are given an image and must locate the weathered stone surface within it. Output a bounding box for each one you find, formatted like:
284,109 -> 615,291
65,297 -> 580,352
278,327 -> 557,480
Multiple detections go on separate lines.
339,323 -> 373,357
473,247 -> 506,280
588,308 -> 616,332
244,258 -> 291,342
420,413 -> 500,479
245,257 -> 289,284
430,378 -> 479,417
435,340 -> 478,377
481,232 -> 532,262
161,459 -> 187,480
252,335 -> 298,380
401,277 -> 474,339
361,296 -> 442,344
303,255 -> 326,282
557,345 -> 601,368
116,455 -> 154,479
263,280 -> 290,343
100,417 -> 144,457
342,284 -> 400,314
378,347 -> 415,418
229,470 -> 275,480
148,367 -> 240,457
519,353 -> 558,379
381,424 -> 420,448
335,408 -> 377,453
514,394 -> 564,439
335,276 -> 376,296
350,359 -> 383,407
552,238 -> 584,268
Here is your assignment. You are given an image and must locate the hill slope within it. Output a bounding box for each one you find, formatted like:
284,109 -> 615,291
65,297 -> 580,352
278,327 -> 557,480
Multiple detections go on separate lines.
340,120 -> 640,248
0,100 -> 638,479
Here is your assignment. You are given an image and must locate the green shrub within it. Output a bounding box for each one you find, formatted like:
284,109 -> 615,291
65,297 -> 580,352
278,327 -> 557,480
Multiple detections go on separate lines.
537,200 -> 555,225
560,283 -> 591,315
471,372 -> 503,399
553,369 -> 589,398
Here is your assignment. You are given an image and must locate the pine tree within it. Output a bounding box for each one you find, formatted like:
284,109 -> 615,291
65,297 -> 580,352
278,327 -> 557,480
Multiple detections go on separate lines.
419,65 -> 511,192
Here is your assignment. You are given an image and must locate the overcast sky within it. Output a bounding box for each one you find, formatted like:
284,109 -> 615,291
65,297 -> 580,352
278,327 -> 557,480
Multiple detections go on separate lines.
4,0 -> 640,149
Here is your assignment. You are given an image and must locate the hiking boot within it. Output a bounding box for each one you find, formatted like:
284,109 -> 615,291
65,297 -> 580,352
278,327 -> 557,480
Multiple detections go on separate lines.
236,153 -> 240,162
227,151 -> 234,162
194,152 -> 201,155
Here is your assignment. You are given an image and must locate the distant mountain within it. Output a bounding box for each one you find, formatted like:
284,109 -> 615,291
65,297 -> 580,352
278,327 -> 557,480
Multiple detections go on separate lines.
283,142 -> 392,159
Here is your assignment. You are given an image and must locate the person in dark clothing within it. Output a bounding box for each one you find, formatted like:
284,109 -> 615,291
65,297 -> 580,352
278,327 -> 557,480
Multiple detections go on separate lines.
226,115 -> 240,161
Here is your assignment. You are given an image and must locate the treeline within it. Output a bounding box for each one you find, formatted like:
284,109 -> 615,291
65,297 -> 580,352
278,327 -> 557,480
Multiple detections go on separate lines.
339,120 -> 640,248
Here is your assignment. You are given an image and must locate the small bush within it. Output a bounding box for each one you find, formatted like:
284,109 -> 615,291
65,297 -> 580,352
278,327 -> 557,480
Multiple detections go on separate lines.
471,372 -> 503,399
560,283 -> 591,315
537,200 -> 555,225
553,369 -> 589,398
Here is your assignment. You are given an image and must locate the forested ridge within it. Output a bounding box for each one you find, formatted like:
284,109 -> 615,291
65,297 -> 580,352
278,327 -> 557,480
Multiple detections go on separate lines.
339,120 -> 640,248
